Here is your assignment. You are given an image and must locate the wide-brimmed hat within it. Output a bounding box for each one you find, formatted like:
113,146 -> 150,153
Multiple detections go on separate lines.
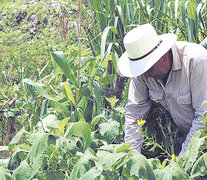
118,24 -> 177,77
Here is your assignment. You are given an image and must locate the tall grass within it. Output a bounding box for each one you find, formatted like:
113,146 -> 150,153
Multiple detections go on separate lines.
86,0 -> 207,57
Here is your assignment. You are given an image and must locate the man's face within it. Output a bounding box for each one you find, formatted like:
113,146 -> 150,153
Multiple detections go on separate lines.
143,50 -> 172,80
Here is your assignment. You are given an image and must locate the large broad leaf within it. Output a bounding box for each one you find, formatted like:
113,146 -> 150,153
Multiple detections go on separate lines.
51,52 -> 78,88
8,128 -> 26,151
191,153 -> 207,178
95,150 -> 126,170
13,133 -> 56,180
91,112 -> 105,129
70,121 -> 92,147
69,149 -> 95,180
154,161 -> 190,179
41,114 -> 59,131
99,120 -> 120,143
178,130 -> 207,173
126,152 -> 156,180
40,114 -> 68,135
0,165 -> 11,180
79,166 -> 102,180
7,148 -> 27,171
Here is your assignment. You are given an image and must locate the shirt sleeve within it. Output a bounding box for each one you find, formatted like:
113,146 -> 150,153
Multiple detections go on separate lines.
179,57 -> 207,157
125,76 -> 152,152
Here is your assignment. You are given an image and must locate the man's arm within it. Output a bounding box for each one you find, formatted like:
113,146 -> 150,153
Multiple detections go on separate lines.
125,76 -> 152,152
179,55 -> 207,157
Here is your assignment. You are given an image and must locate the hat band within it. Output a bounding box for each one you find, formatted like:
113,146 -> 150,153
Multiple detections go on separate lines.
129,40 -> 162,61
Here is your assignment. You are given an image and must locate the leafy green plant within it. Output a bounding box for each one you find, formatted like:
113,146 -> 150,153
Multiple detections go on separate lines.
1,0 -> 207,179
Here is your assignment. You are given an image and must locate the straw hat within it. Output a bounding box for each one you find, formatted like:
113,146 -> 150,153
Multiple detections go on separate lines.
118,24 -> 177,77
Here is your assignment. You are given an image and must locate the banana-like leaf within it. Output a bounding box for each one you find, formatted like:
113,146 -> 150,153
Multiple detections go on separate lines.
51,52 -> 78,88
101,27 -> 111,57
23,79 -> 69,116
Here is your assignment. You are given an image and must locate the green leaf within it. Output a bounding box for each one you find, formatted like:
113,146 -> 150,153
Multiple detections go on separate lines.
70,121 -> 92,147
178,130 -> 207,173
41,114 -> 59,131
0,165 -> 11,180
84,98 -> 93,123
23,79 -> 69,116
147,158 -> 161,170
91,112 -> 105,129
69,149 -> 95,180
47,171 -> 65,180
64,81 -> 76,105
51,53 -> 61,81
51,52 -> 78,88
99,120 -> 120,143
79,166 -> 102,180
101,74 -> 114,87
41,99 -> 48,116
116,143 -> 131,153
186,0 -> 197,20
187,18 -> 195,42
191,153 -> 207,178
126,152 -> 156,180
200,37 -> 207,50
98,143 -> 130,153
100,54 -> 112,68
154,161 -> 190,179
95,150 -> 126,170
7,149 -> 27,171
8,128 -> 26,151
13,133 -> 56,180
202,111 -> 207,127
49,100 -> 69,117
105,96 -> 117,109
101,26 -> 111,57
22,79 -> 54,101
58,118 -> 69,135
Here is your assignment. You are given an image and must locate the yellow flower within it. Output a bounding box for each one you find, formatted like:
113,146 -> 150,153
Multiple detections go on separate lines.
170,154 -> 177,161
137,119 -> 146,126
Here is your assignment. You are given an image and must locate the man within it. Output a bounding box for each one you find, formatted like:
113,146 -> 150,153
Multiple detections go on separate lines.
118,23 -> 207,157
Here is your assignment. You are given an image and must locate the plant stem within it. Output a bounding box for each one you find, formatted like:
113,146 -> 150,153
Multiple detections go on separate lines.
77,0 -> 81,87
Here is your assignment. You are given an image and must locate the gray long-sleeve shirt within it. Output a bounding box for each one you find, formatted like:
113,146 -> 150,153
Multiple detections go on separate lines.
125,41 -> 207,155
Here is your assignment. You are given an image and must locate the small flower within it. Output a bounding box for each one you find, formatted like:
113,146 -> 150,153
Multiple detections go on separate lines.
137,119 -> 146,126
170,154 -> 177,161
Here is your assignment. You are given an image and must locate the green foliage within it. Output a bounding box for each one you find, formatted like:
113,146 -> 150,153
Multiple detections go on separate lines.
1,0 -> 207,179
0,165 -> 11,180
13,132 -> 56,180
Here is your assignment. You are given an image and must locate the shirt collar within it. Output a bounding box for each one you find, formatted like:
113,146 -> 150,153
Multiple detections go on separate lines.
171,43 -> 182,71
